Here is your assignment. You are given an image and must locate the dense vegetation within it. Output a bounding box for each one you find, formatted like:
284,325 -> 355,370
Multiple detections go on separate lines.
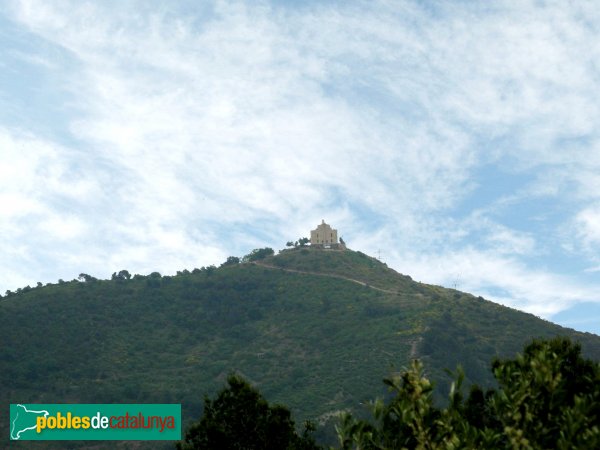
2,247 -> 599,449
177,374 -> 320,450
337,337 -> 600,449
179,337 -> 600,449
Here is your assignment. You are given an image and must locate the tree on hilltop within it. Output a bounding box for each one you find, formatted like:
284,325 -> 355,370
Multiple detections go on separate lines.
220,256 -> 240,267
78,273 -> 97,282
111,270 -> 131,281
242,248 -> 275,262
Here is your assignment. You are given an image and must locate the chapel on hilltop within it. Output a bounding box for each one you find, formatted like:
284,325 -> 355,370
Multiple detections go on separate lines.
310,220 -> 345,249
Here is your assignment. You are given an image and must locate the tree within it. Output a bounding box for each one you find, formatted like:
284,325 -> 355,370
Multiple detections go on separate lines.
488,337 -> 600,449
177,374 -> 320,450
203,265 -> 216,276
336,337 -> 600,449
286,241 -> 295,248
298,237 -> 309,247
242,248 -> 275,262
111,270 -> 131,281
119,270 -> 131,280
78,273 -> 97,283
220,256 -> 240,267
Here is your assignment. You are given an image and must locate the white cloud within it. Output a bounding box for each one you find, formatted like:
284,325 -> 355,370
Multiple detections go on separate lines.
9,49 -> 57,69
576,204 -> 600,247
390,248 -> 600,317
486,225 -> 535,255
38,214 -> 87,240
1,0 -> 600,330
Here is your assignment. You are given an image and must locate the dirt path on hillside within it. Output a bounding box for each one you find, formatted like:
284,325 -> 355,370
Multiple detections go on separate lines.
252,261 -> 402,295
252,261 -> 426,357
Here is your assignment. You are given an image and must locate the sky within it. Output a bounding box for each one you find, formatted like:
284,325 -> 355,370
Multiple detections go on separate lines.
1,0 -> 599,335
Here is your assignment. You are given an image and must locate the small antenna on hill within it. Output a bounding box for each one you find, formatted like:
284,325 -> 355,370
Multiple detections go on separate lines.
453,274 -> 461,290
377,249 -> 381,261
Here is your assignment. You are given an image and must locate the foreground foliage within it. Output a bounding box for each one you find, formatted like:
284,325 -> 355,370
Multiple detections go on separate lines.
336,337 -> 600,449
177,375 -> 320,450
179,337 -> 600,449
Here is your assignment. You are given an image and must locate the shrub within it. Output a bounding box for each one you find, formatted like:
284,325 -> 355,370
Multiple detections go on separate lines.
177,375 -> 320,450
242,248 -> 275,262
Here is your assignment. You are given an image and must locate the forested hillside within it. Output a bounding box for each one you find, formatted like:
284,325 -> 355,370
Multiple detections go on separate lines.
2,247 -> 599,449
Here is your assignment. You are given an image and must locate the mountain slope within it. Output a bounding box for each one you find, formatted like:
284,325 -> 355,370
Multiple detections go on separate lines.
2,247 -> 599,448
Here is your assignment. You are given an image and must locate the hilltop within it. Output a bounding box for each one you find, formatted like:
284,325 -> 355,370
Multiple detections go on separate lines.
2,246 -> 599,448
257,247 -> 600,386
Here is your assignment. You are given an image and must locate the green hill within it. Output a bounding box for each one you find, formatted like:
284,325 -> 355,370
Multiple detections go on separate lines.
2,247 -> 599,448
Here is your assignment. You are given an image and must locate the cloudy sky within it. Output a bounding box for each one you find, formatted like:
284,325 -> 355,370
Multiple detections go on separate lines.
1,0 -> 600,334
